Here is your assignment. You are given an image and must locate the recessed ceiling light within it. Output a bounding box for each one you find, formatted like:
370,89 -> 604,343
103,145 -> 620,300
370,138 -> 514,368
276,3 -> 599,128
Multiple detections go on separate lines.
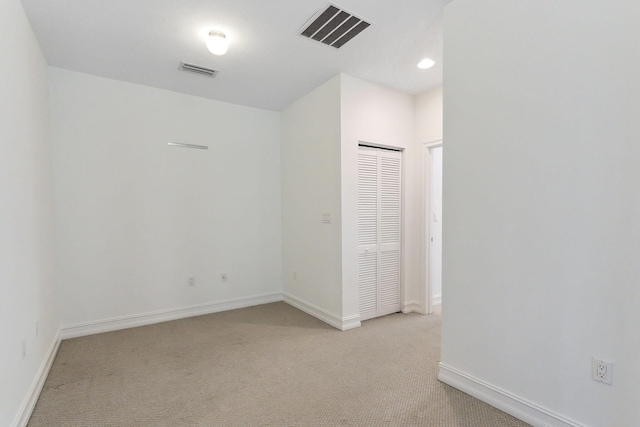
417,58 -> 435,69
206,30 -> 229,55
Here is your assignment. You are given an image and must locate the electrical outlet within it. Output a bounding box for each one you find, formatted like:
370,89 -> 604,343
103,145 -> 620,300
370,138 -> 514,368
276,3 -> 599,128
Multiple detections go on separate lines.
220,273 -> 228,282
592,357 -> 613,385
188,276 -> 195,286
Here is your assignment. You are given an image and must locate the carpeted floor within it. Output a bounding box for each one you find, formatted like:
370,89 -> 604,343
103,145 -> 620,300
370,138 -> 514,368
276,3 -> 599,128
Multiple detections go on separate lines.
28,302 -> 530,426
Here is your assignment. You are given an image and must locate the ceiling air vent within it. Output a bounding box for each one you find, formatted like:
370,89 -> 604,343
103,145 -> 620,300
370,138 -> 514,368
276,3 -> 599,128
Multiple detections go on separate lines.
299,3 -> 371,49
179,62 -> 219,77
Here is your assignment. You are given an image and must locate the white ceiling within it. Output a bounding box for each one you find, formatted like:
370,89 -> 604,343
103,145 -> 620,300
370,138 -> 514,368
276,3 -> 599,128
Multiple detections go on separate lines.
21,0 -> 449,111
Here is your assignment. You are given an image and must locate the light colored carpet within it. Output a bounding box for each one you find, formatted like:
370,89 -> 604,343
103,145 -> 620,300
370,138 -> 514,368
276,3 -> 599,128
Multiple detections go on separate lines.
28,302 -> 530,427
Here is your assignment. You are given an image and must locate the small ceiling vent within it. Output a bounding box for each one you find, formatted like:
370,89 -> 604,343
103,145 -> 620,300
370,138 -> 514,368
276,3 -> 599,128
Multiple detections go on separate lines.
299,3 -> 371,49
179,62 -> 219,77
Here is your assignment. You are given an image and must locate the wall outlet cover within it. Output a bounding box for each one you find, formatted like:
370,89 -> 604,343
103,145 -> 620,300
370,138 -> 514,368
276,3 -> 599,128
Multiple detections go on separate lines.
592,357 -> 613,385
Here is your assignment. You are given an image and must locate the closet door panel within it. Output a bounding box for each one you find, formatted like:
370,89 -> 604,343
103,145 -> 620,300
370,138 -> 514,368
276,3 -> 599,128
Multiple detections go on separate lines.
357,146 -> 402,321
357,147 -> 379,320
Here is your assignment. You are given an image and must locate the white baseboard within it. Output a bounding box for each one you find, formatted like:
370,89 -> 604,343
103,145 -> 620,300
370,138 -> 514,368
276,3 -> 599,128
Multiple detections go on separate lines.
61,292 -> 283,339
13,331 -> 61,427
283,293 -> 361,331
438,364 -> 585,427
432,294 -> 442,306
402,300 -> 423,314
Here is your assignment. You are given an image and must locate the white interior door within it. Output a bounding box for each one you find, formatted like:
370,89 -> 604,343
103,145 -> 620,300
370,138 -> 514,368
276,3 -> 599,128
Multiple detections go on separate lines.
358,146 -> 402,321
429,146 -> 443,306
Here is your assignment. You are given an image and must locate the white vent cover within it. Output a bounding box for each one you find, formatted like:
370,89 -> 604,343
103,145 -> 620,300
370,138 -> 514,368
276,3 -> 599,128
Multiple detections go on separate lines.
179,62 -> 219,77
299,3 -> 372,49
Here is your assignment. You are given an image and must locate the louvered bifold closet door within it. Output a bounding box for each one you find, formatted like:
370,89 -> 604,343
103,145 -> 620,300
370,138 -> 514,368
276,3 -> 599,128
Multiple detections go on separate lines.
378,150 -> 402,316
357,146 -> 402,321
358,147 -> 379,320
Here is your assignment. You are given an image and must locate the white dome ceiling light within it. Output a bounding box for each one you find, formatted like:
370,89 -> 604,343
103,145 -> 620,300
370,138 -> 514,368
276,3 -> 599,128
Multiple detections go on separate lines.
206,30 -> 229,55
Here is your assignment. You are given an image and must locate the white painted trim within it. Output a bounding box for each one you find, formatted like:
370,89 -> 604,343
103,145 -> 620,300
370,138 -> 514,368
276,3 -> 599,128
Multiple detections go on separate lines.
400,147 -> 407,325
340,314 -> 362,331
402,300 -> 423,314
421,142 -> 443,315
283,293 -> 361,331
61,293 -> 283,339
13,331 -> 61,427
438,364 -> 586,427
423,138 -> 443,148
420,143 -> 430,315
432,294 -> 442,306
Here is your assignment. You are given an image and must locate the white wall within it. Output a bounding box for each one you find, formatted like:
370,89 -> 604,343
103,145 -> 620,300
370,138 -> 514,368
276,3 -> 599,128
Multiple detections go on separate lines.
281,74 -> 424,328
280,76 -> 344,321
415,86 -> 443,145
49,68 -> 282,330
442,1 -> 640,426
415,86 -> 444,310
0,1 -> 59,426
340,75 -> 419,318
428,146 -> 443,304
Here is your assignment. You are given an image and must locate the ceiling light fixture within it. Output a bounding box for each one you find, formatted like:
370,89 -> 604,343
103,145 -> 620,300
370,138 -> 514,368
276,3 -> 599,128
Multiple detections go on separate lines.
206,30 -> 229,55
417,58 -> 435,69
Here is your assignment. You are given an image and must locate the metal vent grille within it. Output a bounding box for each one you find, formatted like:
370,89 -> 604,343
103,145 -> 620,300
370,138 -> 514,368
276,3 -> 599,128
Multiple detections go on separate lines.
179,62 -> 218,77
299,3 -> 371,49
